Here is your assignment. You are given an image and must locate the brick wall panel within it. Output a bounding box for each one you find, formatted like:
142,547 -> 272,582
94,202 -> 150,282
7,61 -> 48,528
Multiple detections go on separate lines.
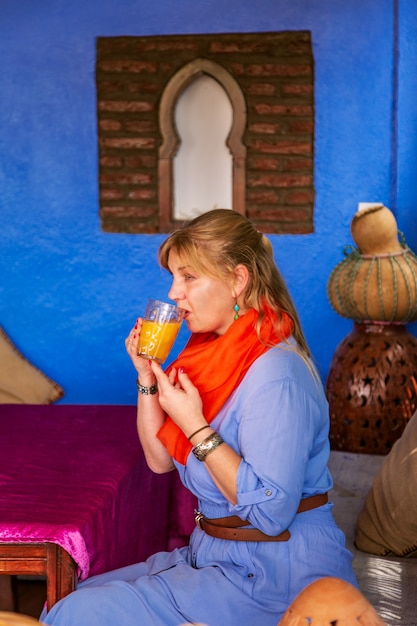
96,31 -> 314,233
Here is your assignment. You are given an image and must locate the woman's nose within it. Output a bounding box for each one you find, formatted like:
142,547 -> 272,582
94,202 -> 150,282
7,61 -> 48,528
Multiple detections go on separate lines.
168,280 -> 183,302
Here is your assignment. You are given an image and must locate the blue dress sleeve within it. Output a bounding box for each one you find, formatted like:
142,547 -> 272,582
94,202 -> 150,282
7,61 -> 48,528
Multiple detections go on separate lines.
225,347 -> 332,535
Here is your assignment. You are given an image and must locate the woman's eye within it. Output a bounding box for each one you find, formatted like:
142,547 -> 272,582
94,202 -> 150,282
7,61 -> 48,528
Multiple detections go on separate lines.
184,274 -> 195,281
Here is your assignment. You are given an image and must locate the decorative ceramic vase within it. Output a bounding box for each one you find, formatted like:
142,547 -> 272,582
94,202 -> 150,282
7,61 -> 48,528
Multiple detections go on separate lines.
326,322 -> 417,453
327,204 -> 417,323
0,612 -> 45,626
350,202 -> 402,254
326,203 -> 417,453
278,577 -> 386,625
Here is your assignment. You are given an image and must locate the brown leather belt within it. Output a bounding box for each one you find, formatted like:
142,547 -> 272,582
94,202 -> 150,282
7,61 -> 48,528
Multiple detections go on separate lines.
195,492 -> 328,542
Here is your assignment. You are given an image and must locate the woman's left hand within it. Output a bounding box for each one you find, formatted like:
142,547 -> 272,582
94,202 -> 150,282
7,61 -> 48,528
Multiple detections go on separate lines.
150,362 -> 204,433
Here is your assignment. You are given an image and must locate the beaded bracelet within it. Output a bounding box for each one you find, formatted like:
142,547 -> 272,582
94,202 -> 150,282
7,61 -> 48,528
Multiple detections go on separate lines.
192,432 -> 224,462
136,377 -> 158,395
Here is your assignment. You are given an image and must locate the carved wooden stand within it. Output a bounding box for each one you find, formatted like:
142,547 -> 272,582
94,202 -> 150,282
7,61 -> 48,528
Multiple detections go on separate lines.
326,322 -> 417,453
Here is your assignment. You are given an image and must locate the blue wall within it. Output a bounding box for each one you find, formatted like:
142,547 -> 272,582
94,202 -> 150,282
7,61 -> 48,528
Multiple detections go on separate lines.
1,0 -> 416,404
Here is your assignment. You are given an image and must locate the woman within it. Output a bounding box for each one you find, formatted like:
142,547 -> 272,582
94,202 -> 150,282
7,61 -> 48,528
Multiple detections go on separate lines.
43,209 -> 357,626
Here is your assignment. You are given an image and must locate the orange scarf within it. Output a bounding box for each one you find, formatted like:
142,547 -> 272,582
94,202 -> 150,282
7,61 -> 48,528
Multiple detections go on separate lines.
157,308 -> 294,465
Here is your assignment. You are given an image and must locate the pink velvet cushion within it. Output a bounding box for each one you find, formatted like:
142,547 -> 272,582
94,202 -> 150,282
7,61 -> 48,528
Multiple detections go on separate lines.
0,326 -> 64,404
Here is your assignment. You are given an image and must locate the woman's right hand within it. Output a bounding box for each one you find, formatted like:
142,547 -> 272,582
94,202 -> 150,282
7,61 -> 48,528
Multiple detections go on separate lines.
125,318 -> 155,382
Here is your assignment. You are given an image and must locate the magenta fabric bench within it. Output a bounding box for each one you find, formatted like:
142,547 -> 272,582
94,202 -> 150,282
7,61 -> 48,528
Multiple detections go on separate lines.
0,404 -> 196,610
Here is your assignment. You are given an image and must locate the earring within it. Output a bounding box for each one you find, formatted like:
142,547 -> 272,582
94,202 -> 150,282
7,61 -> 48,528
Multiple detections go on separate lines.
233,302 -> 240,321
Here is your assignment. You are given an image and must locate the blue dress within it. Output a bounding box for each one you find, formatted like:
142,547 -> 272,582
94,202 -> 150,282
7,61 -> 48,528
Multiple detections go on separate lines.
42,344 -> 357,626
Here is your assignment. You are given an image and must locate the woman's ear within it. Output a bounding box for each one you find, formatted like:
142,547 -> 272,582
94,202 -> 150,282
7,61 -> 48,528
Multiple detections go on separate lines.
232,264 -> 250,298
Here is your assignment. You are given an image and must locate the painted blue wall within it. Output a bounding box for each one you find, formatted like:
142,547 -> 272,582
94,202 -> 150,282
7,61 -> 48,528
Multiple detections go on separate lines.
1,0 -> 415,404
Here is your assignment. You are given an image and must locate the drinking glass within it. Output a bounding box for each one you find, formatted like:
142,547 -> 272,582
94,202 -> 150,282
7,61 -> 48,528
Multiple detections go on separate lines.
137,299 -> 185,364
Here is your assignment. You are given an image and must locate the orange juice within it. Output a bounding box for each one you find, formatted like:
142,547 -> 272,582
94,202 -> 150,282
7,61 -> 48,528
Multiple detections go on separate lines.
137,319 -> 182,363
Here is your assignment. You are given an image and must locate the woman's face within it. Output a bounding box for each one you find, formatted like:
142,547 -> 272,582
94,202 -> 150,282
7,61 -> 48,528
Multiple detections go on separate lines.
167,249 -> 236,336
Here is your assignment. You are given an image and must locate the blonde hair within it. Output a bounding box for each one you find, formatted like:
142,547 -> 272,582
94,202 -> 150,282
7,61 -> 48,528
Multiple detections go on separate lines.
159,209 -> 313,364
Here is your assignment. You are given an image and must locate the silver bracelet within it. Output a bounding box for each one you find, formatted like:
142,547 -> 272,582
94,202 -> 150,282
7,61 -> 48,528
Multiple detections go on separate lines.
192,432 -> 224,462
136,377 -> 158,395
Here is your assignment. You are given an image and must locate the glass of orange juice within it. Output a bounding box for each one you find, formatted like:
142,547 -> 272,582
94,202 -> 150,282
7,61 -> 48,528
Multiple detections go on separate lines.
137,299 -> 185,364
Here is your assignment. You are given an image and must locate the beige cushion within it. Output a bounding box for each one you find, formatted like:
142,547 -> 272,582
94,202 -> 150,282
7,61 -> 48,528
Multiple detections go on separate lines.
0,326 -> 64,404
355,410 -> 417,557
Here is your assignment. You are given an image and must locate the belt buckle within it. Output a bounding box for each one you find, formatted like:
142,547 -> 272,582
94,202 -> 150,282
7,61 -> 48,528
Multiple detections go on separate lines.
194,510 -> 205,530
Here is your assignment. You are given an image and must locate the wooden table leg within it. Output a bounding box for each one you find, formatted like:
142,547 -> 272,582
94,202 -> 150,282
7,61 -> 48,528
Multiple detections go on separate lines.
0,575 -> 16,611
46,543 -> 78,610
0,543 -> 77,611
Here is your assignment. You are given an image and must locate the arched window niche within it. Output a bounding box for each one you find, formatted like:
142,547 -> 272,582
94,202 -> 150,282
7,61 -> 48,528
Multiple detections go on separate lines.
96,31 -> 315,234
158,58 -> 247,232
174,74 -> 233,221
